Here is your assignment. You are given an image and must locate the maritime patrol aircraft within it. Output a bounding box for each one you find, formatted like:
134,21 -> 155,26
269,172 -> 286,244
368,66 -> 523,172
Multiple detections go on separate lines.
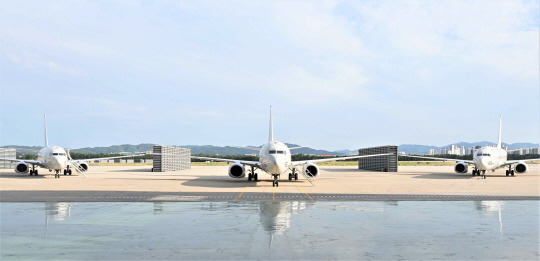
0,115 -> 142,178
406,116 -> 539,179
160,107 -> 394,187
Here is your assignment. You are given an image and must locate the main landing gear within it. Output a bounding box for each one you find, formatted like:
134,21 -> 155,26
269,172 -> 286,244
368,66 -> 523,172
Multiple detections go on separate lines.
29,165 -> 38,176
472,169 -> 486,179
63,166 -> 73,176
505,166 -> 515,177
247,166 -> 258,182
272,174 -> 280,187
288,168 -> 298,181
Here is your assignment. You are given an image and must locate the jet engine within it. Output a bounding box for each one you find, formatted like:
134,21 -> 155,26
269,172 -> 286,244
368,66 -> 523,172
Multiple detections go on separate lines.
514,162 -> 528,173
454,162 -> 468,173
15,161 -> 29,174
228,163 -> 245,178
303,163 -> 320,177
77,161 -> 89,171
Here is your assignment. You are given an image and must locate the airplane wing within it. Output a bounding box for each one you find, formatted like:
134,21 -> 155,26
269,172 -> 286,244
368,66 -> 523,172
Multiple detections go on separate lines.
0,158 -> 44,166
189,156 -> 260,167
501,158 -> 540,165
405,155 -> 474,164
291,153 -> 395,166
68,154 -> 145,162
288,146 -> 306,150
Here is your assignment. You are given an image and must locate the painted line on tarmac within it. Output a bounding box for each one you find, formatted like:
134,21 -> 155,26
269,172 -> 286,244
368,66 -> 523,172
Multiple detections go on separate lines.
272,186 -> 275,201
297,186 -> 315,202
233,187 -> 249,202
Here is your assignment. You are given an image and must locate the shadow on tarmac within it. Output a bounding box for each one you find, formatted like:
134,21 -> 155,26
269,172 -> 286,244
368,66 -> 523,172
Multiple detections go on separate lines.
0,173 -> 48,179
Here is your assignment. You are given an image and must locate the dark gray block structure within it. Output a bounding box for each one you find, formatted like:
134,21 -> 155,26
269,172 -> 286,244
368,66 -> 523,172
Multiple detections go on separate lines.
358,146 -> 398,172
153,145 -> 191,172
0,148 -> 16,169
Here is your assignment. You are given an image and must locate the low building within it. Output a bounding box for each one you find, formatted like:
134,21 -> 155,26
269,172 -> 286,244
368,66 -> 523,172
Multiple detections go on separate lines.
358,146 -> 398,172
0,148 -> 16,169
153,145 -> 191,172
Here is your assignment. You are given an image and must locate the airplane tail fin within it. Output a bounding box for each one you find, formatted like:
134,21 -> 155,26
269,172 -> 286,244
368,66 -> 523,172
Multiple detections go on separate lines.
497,115 -> 502,149
269,106 -> 274,142
44,114 -> 49,147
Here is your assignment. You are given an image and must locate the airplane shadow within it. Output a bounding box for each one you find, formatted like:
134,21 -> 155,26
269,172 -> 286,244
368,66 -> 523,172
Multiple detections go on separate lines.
110,168 -> 152,172
412,173 -> 489,179
321,168 -> 378,173
180,177 -> 308,188
0,173 -> 47,179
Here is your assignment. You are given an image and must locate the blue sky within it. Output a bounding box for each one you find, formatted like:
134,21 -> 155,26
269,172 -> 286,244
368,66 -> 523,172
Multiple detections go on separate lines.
1,0 -> 538,150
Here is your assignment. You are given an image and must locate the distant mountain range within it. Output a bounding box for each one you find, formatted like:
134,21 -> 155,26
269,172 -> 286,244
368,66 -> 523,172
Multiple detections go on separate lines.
3,142 -> 538,156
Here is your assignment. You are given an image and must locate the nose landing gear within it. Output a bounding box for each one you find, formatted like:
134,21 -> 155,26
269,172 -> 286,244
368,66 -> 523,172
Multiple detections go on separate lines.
272,174 -> 280,187
54,170 -> 61,178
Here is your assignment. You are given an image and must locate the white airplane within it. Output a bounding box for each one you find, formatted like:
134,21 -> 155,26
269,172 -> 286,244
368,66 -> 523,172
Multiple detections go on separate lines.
406,116 -> 539,179
0,115 -> 142,178
165,107 -> 394,187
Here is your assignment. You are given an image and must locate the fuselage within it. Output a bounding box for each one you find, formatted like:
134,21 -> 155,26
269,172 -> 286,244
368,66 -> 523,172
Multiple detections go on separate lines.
473,146 -> 507,171
259,141 -> 291,175
38,146 -> 68,171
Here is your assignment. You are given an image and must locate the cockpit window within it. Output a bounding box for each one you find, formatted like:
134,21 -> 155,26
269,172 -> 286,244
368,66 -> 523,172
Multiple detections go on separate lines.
53,153 -> 66,156
277,151 -> 284,154
477,153 -> 491,157
53,153 -> 58,155
269,150 -> 276,154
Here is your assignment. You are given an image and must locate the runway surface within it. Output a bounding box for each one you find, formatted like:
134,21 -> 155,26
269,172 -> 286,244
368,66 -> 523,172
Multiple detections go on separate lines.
1,165 -> 539,202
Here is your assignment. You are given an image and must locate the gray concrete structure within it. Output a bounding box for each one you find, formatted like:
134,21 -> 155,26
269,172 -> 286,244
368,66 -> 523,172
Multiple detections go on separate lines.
358,145 -> 398,172
0,148 -> 16,169
153,145 -> 190,172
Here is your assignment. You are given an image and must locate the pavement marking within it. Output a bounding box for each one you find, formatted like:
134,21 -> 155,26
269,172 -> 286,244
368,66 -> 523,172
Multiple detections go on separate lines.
233,187 -> 249,202
272,186 -> 275,201
297,186 -> 315,202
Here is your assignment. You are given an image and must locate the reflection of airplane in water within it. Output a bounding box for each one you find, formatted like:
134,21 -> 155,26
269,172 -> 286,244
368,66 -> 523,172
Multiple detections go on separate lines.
475,201 -> 503,235
44,202 -> 72,234
259,201 -> 308,248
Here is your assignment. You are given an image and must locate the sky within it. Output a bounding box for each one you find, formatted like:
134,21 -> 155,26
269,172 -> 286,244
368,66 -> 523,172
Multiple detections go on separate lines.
0,0 -> 539,151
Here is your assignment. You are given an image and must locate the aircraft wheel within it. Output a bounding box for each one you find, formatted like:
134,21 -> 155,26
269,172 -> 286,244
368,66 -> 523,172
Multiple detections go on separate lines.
483,175 -> 486,179
35,170 -> 38,175
64,169 -> 67,175
29,170 -> 33,176
295,173 -> 298,181
248,173 -> 252,181
272,181 -> 275,187
288,174 -> 292,181
254,174 -> 258,181
276,181 -> 279,187
506,170 -> 509,176
511,170 -> 515,176
472,170 -> 476,176
68,169 -> 72,175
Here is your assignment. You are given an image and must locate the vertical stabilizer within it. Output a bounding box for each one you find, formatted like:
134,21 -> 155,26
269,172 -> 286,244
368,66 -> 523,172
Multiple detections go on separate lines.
269,106 -> 274,142
44,114 -> 49,147
497,115 -> 502,148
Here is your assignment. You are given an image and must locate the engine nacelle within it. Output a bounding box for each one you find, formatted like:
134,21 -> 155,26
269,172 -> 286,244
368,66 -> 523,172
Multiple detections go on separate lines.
15,161 -> 29,174
77,161 -> 89,171
454,162 -> 468,173
303,163 -> 320,177
228,163 -> 245,178
514,162 -> 528,173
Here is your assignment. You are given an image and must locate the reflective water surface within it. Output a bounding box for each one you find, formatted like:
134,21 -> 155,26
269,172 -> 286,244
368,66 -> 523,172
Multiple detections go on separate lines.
1,201 -> 538,260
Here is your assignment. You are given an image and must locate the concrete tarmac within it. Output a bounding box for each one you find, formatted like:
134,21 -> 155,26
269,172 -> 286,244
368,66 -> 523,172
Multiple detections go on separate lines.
1,165 -> 538,202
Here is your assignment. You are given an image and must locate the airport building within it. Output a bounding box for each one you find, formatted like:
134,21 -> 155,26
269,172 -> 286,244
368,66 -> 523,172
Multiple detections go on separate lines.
358,146 -> 398,172
0,148 -> 16,169
508,147 -> 540,155
152,145 -> 191,172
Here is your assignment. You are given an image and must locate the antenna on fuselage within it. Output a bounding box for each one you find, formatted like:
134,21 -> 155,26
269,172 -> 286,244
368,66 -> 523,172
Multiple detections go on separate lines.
44,114 -> 49,147
497,115 -> 502,149
269,106 -> 274,142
